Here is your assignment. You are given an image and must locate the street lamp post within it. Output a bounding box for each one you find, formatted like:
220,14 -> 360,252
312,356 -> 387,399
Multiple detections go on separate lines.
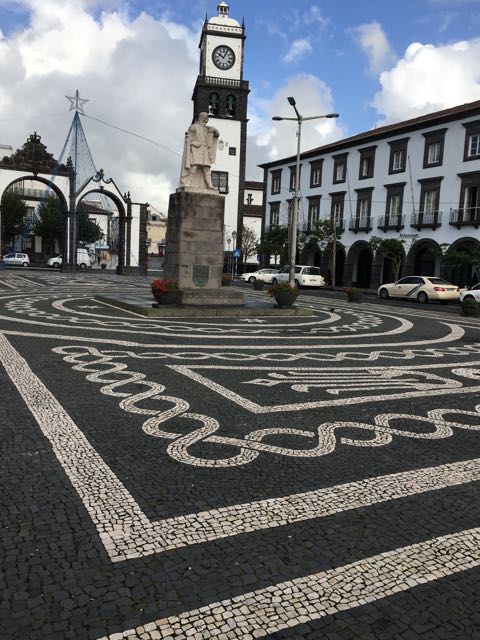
273,98 -> 339,287
231,230 -> 237,279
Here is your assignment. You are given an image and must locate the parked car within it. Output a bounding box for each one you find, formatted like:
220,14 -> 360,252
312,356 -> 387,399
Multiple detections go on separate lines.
2,252 -> 30,267
459,283 -> 480,303
378,276 -> 460,304
239,268 -> 279,284
272,265 -> 325,288
47,248 -> 93,269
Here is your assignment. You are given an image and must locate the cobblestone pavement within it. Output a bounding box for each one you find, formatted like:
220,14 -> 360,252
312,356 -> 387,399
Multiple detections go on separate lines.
1,270 -> 480,640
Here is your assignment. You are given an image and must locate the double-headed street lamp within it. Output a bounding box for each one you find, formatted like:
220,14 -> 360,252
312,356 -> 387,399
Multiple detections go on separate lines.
273,97 -> 339,287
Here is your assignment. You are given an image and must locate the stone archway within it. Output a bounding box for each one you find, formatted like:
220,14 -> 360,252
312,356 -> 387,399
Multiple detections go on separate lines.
2,175 -> 69,262
345,241 -> 373,288
445,236 -> 480,287
77,189 -> 127,272
321,243 -> 346,286
405,239 -> 440,277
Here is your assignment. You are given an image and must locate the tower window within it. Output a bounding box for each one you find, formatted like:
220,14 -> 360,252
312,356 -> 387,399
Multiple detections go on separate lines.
209,93 -> 219,116
229,147 -> 236,156
226,94 -> 236,117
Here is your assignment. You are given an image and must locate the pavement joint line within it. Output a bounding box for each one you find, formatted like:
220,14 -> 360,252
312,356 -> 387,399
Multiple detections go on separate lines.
97,526 -> 480,639
1,332 -> 480,563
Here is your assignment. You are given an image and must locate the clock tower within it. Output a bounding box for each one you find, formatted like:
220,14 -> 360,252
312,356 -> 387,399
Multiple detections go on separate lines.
192,1 -> 249,250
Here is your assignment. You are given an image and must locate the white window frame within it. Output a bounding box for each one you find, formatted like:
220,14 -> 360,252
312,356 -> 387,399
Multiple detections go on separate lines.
469,134 -> 480,157
392,150 -> 404,171
427,141 -> 441,164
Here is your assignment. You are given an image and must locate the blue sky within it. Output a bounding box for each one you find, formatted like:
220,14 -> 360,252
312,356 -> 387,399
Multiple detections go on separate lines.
0,0 -> 480,212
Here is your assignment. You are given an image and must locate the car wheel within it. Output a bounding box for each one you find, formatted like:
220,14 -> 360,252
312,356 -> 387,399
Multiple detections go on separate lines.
22,262 -> 28,267
417,291 -> 428,304
379,288 -> 389,299
54,263 -> 60,268
463,295 -> 475,302
248,276 -> 255,283
272,278 -> 278,285
79,263 -> 87,270
294,279 -> 300,288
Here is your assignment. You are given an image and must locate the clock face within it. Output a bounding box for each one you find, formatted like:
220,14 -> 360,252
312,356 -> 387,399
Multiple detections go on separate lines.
212,45 -> 236,70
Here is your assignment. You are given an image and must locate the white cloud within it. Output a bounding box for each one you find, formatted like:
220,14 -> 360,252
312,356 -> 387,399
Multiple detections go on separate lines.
373,38 -> 480,123
351,21 -> 395,74
0,0 -> 198,214
283,38 -> 313,64
246,74 -> 344,179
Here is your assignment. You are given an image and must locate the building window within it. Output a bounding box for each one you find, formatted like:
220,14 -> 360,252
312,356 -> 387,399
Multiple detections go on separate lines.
422,129 -> 446,168
458,171 -> 480,222
385,182 -> 406,218
211,171 -> 228,194
271,170 -> 282,195
463,120 -> 480,161
358,146 -> 376,180
269,202 -> 280,228
330,192 -> 345,227
309,160 -> 323,188
469,134 -> 480,157
307,196 -> 321,230
388,138 -> 409,174
289,165 -> 302,191
418,178 -> 442,214
229,147 -> 236,156
246,193 -> 253,205
355,188 -> 373,219
332,154 -> 348,184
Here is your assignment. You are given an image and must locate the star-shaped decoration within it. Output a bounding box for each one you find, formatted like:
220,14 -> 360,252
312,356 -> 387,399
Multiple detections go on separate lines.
66,90 -> 89,115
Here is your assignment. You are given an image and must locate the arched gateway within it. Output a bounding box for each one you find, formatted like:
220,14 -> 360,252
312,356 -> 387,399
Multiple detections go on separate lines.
0,132 -> 147,273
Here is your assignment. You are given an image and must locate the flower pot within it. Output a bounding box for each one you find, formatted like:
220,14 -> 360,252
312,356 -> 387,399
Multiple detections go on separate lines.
153,291 -> 179,305
253,280 -> 265,290
273,290 -> 298,308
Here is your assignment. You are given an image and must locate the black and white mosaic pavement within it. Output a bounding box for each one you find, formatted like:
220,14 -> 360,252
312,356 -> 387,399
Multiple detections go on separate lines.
1,270 -> 480,639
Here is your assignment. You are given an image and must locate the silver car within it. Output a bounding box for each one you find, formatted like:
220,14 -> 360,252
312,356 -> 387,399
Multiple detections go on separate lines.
2,252 -> 30,267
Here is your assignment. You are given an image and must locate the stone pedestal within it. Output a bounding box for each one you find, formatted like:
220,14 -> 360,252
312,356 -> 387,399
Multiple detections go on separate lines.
164,189 -> 244,307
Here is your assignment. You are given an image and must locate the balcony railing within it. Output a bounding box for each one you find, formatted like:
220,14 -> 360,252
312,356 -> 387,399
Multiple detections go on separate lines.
410,210 -> 442,229
449,207 -> 480,228
204,76 -> 242,88
349,216 -> 373,232
377,214 -> 405,231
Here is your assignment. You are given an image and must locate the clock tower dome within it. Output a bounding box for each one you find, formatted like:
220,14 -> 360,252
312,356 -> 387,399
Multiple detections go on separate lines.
192,2 -> 249,249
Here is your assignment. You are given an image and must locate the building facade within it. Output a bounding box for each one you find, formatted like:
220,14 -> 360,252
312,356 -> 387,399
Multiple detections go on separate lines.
260,100 -> 480,287
192,1 -> 249,249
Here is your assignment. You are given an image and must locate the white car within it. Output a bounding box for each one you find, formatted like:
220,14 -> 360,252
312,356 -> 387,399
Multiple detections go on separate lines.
239,268 -> 279,284
2,252 -> 30,267
378,276 -> 459,304
460,283 -> 480,303
272,265 -> 325,288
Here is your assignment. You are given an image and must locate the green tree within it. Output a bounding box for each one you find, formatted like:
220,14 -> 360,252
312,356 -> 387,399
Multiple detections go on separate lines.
32,196 -> 64,256
241,225 -> 258,268
257,226 -> 289,266
369,236 -> 406,281
1,190 -> 27,246
77,204 -> 103,244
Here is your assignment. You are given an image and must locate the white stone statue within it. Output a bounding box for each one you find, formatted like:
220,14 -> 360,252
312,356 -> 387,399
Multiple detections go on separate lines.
179,112 -> 220,191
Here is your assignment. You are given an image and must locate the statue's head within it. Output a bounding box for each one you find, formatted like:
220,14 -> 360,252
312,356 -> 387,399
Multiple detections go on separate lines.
198,112 -> 209,123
